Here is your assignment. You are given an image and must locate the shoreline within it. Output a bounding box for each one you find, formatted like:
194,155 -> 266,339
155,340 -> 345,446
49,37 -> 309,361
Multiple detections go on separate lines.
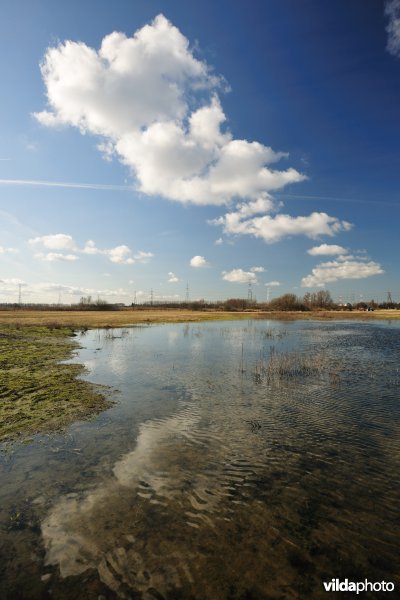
0,308 -> 399,328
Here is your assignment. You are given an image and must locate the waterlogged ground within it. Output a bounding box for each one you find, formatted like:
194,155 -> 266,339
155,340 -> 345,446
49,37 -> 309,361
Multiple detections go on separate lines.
0,320 -> 399,599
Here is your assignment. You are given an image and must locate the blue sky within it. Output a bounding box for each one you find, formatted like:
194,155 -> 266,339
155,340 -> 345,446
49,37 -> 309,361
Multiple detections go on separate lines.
1,0 -> 399,304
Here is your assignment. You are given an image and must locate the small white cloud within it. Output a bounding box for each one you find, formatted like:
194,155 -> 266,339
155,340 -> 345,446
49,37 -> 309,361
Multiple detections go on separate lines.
190,255 -> 209,268
29,233 -> 77,250
168,271 -> 180,283
133,250 -> 154,262
35,252 -> 79,262
265,281 -> 280,287
108,245 -> 135,264
385,0 -> 400,57
24,140 -> 39,152
32,235 -> 153,265
214,237 -> 223,245
222,269 -> 257,284
301,258 -> 384,287
83,240 -> 103,255
250,266 -> 265,273
307,243 -> 347,256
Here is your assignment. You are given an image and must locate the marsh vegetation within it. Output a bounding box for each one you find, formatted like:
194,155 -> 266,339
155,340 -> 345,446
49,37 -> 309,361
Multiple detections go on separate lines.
0,325 -> 112,442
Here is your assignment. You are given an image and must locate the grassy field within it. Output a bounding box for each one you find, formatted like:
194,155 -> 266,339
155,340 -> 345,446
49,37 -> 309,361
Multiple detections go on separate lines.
0,308 -> 399,328
0,325 -> 112,443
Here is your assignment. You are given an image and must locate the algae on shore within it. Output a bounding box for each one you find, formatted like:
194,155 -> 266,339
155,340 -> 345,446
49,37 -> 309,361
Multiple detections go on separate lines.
0,325 -> 112,443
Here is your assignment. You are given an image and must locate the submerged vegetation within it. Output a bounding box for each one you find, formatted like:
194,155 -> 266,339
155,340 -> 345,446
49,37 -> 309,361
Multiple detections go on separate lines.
253,349 -> 328,383
0,325 -> 111,443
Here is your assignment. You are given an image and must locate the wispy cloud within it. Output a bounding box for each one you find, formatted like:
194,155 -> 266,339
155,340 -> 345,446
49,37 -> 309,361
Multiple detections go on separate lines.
250,266 -> 265,273
167,272 -> 180,283
385,0 -> 400,57
0,179 -> 134,192
0,246 -> 18,254
35,252 -> 79,262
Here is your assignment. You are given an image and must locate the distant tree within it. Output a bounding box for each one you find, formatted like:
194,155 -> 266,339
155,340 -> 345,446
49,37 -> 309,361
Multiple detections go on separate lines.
268,293 -> 306,311
355,302 -> 368,310
302,290 -> 334,309
224,298 -> 249,311
79,295 -> 93,306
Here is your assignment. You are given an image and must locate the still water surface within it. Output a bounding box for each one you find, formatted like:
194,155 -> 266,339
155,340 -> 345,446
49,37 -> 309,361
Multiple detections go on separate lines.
0,319 -> 399,599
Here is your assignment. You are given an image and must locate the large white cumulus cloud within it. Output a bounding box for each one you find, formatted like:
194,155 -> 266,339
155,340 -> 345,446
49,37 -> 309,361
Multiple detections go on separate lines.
34,14 -> 305,207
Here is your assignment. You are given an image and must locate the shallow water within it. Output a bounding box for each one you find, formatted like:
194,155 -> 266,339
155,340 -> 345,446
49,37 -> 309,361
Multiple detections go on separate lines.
0,319 -> 399,599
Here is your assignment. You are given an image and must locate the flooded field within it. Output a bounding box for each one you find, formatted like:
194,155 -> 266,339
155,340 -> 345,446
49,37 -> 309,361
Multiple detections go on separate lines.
0,319 -> 399,599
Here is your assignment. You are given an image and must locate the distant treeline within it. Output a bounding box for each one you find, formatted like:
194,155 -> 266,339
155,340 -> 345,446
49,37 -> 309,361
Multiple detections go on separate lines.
0,291 -> 398,312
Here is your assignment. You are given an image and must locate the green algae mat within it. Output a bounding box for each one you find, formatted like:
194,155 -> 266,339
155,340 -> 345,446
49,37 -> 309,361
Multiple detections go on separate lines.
0,326 -> 112,443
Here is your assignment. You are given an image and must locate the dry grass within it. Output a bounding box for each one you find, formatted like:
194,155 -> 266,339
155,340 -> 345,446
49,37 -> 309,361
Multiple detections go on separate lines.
0,309 -> 248,328
0,308 -> 399,329
253,349 -> 327,383
251,348 -> 343,387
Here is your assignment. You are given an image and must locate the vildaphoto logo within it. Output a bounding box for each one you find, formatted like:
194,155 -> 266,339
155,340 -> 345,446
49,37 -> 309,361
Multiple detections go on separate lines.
323,579 -> 395,594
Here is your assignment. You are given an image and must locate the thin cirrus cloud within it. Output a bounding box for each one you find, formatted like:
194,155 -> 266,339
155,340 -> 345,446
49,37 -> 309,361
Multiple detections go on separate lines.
0,178 -> 135,192
29,234 -> 153,265
385,0 -> 400,57
301,257 -> 384,287
30,13 -> 357,246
